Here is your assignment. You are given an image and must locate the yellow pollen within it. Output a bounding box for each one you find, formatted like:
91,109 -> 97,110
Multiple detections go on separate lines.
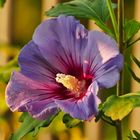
55,73 -> 80,93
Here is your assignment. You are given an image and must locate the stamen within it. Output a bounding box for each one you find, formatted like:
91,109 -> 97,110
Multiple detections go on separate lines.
55,73 -> 80,93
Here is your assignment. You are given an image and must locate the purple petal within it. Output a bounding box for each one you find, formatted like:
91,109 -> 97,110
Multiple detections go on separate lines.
94,54 -> 123,88
26,101 -> 59,120
55,82 -> 100,120
6,72 -> 59,119
95,67 -> 120,88
33,16 -> 88,76
83,31 -> 119,75
19,41 -> 62,83
102,54 -> 123,71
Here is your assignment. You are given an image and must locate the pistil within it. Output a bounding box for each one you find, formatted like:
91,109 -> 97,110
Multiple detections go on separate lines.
55,73 -> 81,93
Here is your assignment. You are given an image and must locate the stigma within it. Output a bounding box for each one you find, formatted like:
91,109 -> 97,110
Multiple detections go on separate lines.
55,73 -> 81,93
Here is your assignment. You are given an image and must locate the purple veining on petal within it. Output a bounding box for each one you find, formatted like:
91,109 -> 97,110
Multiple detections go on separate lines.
6,72 -> 59,119
33,16 -> 88,77
55,82 -> 100,120
83,31 -> 123,88
6,16 -> 123,120
26,101 -> 60,120
83,31 -> 119,75
18,41 -> 63,83
94,54 -> 123,88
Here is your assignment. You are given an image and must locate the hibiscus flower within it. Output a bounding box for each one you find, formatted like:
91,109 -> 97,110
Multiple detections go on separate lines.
6,16 -> 123,120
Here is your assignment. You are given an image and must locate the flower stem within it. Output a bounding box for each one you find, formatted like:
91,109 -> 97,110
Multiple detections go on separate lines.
118,0 -> 124,56
116,120 -> 123,140
107,0 -> 118,40
116,0 -> 125,140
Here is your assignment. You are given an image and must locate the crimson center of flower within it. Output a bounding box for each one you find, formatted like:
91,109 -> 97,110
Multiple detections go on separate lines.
55,73 -> 83,93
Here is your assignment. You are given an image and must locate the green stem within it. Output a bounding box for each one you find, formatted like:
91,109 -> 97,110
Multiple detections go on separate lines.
118,0 -> 124,53
107,0 -> 118,40
128,37 -> 140,47
116,120 -> 123,140
117,0 -> 124,96
116,0 -> 125,140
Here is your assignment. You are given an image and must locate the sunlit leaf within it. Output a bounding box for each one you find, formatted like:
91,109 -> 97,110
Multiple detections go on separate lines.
128,130 -> 135,140
101,93 -> 140,121
10,112 -> 60,140
0,0 -> 6,7
128,130 -> 140,140
63,114 -> 81,128
95,111 -> 116,126
95,108 -> 115,126
131,55 -> 140,68
133,130 -> 140,140
124,19 -> 140,42
46,0 -> 116,36
125,63 -> 140,83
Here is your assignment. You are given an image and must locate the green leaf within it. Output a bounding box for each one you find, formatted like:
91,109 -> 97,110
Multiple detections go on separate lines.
0,55 -> 18,71
0,67 -> 19,83
124,19 -> 140,42
10,112 -> 60,140
0,55 -> 19,83
128,130 -> 140,140
125,63 -> 140,83
101,93 -> 140,121
127,37 -> 140,47
133,130 -> 140,140
63,114 -> 81,128
18,112 -> 28,123
46,0 -> 116,37
131,55 -> 140,68
128,131 -> 136,140
95,110 -> 103,122
0,0 -> 6,7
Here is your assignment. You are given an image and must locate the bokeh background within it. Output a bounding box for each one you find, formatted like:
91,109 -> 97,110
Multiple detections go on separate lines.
0,0 -> 140,140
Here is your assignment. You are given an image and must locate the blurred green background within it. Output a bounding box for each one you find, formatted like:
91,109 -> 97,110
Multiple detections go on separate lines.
0,0 -> 140,140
